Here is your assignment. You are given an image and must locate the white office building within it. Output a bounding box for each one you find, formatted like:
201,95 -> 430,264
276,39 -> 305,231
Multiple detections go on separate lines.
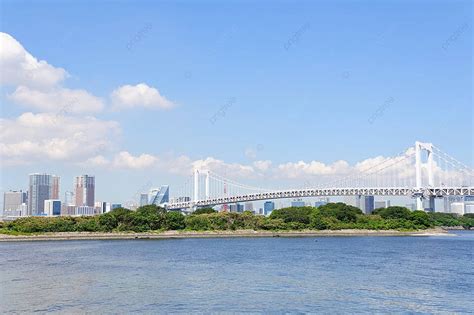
44,200 -> 61,216
450,202 -> 464,215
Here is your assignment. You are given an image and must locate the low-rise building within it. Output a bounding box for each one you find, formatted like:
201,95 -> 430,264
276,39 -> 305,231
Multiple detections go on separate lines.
450,202 -> 464,215
44,199 -> 61,216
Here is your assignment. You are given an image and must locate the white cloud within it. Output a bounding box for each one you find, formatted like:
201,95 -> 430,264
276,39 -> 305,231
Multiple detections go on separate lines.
253,160 -> 272,172
192,157 -> 256,178
0,112 -> 120,165
0,32 -> 67,89
111,83 -> 175,110
112,151 -> 158,169
9,85 -> 104,114
83,155 -> 110,167
277,160 -> 351,179
81,153 -> 259,178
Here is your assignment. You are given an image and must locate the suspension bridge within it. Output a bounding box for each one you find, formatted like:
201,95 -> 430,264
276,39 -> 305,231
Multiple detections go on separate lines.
164,142 -> 474,211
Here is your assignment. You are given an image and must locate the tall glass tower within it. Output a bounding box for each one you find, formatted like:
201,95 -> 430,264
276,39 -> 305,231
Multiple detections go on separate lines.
28,173 -> 52,216
75,175 -> 95,206
149,186 -> 169,206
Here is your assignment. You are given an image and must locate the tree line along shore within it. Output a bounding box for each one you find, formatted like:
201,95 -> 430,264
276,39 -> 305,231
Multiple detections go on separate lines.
1,203 -> 473,235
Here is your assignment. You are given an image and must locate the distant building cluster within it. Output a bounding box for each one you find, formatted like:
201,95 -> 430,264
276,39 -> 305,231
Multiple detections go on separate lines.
139,185 -> 170,207
4,175 -> 473,220
2,173 -> 118,220
444,196 -> 474,215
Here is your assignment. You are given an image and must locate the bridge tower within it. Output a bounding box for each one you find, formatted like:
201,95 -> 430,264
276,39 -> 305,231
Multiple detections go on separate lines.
415,141 -> 434,210
194,169 -> 199,206
205,170 -> 210,200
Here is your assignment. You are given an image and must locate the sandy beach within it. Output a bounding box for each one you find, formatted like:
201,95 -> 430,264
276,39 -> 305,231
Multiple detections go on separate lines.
0,228 -> 450,242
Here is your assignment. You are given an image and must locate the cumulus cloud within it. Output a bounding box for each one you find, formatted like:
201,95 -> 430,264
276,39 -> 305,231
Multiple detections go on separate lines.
253,160 -> 272,172
0,112 -> 120,165
9,85 -> 104,114
111,83 -> 175,110
0,32 -> 67,89
192,157 -> 256,178
80,152 -> 260,179
112,151 -> 158,169
277,160 -> 351,179
82,155 -> 110,167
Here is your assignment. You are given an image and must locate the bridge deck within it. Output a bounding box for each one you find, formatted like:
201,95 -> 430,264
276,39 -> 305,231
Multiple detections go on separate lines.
167,186 -> 474,210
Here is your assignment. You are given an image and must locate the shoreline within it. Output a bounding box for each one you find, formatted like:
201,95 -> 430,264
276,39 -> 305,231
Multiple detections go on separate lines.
0,228 -> 452,242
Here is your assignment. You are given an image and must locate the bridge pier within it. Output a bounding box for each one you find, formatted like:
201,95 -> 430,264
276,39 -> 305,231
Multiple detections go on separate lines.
416,196 -> 423,211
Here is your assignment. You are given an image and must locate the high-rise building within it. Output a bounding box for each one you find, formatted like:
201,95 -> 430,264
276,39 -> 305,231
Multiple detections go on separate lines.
3,190 -> 27,212
229,203 -> 244,213
44,200 -> 61,216
344,195 -> 361,209
51,175 -> 60,199
74,175 -> 95,206
149,186 -> 169,206
374,200 -> 391,209
29,173 -> 52,216
291,199 -> 306,207
264,201 -> 275,215
361,196 -> 375,214
140,193 -> 149,206
244,202 -> 254,212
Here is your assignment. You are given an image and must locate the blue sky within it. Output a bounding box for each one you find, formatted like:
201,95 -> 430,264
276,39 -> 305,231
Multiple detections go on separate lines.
0,0 -> 472,206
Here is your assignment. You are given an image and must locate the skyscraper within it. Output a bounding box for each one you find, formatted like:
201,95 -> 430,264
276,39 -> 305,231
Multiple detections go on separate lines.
149,186 -> 169,206
140,193 -> 149,207
244,202 -> 254,212
264,201 -> 275,215
361,196 -> 375,214
51,175 -> 60,199
74,175 -> 95,206
28,173 -> 52,216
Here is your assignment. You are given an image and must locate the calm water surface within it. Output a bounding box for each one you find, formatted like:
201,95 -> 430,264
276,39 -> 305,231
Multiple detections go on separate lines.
1,231 -> 473,314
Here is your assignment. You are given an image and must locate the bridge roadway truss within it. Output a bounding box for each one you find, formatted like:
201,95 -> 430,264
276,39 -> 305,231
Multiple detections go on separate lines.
166,186 -> 474,210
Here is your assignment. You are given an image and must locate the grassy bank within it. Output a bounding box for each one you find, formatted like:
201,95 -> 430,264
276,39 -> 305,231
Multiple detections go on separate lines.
1,203 -> 473,235
0,228 -> 450,242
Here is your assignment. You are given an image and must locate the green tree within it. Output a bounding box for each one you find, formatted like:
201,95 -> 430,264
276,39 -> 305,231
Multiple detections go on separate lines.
164,211 -> 185,230
269,207 -> 313,224
373,206 -> 411,220
409,210 -> 432,228
318,203 -> 362,223
193,207 -> 217,215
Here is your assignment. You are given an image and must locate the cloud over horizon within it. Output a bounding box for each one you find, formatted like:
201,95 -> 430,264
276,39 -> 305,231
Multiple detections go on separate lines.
111,83 -> 176,110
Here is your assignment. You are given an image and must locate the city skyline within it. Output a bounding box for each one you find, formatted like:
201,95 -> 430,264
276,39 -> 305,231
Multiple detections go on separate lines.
1,2 -> 473,314
1,1 -> 472,207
